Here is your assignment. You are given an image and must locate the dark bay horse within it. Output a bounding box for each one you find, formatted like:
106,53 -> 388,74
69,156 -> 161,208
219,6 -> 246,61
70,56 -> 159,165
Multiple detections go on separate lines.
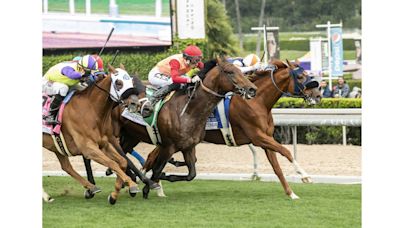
43,64 -> 145,204
83,58 -> 257,198
143,59 -> 321,199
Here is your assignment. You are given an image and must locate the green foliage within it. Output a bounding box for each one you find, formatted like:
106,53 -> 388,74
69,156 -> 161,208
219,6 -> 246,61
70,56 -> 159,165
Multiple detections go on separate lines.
43,177 -> 361,228
205,0 -> 239,56
42,38 -> 210,79
274,97 -> 362,108
225,0 -> 361,32
244,37 -> 356,52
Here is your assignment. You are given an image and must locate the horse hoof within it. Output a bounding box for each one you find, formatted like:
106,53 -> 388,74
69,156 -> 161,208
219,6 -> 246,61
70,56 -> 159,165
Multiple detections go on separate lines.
301,177 -> 313,183
129,192 -> 137,198
105,168 -> 113,176
150,182 -> 161,190
84,189 -> 95,199
143,185 -> 150,199
44,197 -> 55,203
290,192 -> 300,200
129,186 -> 141,194
108,195 -> 117,205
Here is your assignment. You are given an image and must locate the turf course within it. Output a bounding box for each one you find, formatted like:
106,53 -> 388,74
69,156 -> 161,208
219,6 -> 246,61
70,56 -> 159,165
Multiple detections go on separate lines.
43,176 -> 360,228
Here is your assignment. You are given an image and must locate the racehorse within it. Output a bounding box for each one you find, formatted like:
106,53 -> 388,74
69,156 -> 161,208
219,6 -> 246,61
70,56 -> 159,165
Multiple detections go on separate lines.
42,64 -> 147,204
82,57 -> 257,198
143,59 -> 321,199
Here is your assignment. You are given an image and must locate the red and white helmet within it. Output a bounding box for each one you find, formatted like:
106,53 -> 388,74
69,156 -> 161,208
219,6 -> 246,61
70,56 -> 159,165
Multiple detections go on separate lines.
183,45 -> 203,64
92,54 -> 104,71
243,54 -> 260,67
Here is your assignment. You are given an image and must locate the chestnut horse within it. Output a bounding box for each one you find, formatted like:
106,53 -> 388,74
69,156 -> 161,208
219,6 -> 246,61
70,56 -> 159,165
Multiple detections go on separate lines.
142,59 -> 321,199
43,64 -> 146,204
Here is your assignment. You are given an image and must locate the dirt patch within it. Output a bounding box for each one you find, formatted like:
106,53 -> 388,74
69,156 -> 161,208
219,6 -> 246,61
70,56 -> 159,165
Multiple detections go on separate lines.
43,143 -> 361,176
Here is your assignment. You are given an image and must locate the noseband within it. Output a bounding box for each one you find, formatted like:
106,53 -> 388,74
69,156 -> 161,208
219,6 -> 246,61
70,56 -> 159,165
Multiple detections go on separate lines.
270,66 -> 312,99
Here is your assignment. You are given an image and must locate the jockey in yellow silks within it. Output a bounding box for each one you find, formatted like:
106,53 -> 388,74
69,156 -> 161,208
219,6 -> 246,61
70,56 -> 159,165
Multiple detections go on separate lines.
42,54 -> 99,124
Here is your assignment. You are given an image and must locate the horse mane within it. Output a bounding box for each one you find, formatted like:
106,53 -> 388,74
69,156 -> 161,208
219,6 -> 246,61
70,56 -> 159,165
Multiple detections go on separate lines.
248,59 -> 289,82
197,59 -> 217,80
130,73 -> 146,94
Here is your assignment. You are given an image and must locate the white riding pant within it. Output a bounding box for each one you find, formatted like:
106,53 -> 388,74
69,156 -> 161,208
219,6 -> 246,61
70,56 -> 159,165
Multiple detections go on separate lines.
148,67 -> 191,89
148,67 -> 173,88
42,78 -> 69,96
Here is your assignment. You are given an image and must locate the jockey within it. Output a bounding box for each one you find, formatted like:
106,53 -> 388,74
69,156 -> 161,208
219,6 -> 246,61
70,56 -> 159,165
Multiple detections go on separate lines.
147,45 -> 204,106
42,54 -> 99,124
228,53 -> 261,74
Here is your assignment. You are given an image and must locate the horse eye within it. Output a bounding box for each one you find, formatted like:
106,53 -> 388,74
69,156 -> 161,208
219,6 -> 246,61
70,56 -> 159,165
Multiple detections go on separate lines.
115,79 -> 124,90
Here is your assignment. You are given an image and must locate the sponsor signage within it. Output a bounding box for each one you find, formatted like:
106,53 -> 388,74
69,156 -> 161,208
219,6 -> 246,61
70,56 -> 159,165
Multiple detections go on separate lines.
177,0 -> 205,39
330,27 -> 344,76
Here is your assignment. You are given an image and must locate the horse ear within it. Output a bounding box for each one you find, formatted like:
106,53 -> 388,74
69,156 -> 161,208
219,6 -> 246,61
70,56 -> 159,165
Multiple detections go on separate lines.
216,56 -> 222,65
108,64 -> 116,74
285,59 -> 293,68
119,63 -> 126,70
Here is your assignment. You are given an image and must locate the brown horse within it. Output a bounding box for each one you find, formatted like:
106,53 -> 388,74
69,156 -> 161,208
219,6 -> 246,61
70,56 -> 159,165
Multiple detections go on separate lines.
83,58 -> 257,198
43,64 -> 145,204
143,59 -> 321,199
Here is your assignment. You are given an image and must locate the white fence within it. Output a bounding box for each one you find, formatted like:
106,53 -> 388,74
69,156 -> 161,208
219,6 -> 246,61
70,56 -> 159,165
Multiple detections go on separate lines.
248,108 -> 361,178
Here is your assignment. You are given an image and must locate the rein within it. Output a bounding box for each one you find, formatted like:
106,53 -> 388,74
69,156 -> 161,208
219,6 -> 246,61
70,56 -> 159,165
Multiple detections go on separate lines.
269,67 -> 309,99
199,80 -> 225,98
88,74 -> 125,105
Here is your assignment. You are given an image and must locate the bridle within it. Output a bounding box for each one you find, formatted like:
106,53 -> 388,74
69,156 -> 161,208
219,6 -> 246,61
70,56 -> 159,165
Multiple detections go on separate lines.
269,65 -> 314,100
85,72 -> 136,107
198,64 -> 248,98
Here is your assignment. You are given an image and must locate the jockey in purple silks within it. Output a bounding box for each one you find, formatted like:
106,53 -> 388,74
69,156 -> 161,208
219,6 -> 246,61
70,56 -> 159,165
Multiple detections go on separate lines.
42,55 -> 99,125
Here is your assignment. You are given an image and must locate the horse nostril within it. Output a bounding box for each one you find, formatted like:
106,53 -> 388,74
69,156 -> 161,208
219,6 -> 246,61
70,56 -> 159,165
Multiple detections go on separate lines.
249,88 -> 256,97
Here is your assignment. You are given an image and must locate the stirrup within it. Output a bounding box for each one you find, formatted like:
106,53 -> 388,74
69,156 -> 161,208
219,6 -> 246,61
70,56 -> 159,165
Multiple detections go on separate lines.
44,116 -> 59,125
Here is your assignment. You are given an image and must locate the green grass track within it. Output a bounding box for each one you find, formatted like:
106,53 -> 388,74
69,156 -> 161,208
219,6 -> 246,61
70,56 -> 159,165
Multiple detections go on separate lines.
43,176 -> 361,228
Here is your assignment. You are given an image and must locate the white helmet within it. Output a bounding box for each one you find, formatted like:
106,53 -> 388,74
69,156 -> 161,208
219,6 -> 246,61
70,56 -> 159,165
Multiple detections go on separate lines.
243,54 -> 260,67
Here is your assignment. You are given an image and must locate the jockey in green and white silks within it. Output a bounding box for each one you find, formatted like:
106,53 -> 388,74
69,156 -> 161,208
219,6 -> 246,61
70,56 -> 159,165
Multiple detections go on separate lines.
42,55 -> 99,125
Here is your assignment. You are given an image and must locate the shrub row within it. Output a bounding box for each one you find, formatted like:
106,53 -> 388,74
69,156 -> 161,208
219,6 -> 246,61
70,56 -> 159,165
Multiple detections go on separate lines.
274,97 -> 362,108
42,39 -> 207,80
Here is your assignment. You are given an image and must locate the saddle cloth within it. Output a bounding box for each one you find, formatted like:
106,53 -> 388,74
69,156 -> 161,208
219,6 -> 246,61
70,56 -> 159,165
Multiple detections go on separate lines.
123,90 -> 238,146
122,87 -> 175,145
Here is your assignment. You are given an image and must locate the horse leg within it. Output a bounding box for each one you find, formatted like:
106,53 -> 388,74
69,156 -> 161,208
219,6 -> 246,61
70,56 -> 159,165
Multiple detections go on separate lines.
54,153 -> 101,197
83,157 -> 96,185
251,131 -> 312,183
80,143 -> 139,204
264,149 -> 299,199
109,136 -> 160,190
143,146 -> 175,199
160,147 -> 197,182
100,142 -> 142,201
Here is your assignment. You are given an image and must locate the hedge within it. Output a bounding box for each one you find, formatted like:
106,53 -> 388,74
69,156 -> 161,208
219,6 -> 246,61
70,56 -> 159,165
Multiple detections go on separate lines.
42,39 -> 207,80
274,97 -> 362,108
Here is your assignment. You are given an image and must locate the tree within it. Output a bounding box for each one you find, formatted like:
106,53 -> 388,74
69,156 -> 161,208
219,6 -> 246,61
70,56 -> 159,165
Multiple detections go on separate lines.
205,0 -> 239,56
256,0 -> 266,57
234,0 -> 243,49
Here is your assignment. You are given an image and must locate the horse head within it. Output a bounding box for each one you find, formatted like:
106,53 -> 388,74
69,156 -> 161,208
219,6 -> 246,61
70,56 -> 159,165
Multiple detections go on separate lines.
267,59 -> 321,105
108,64 -> 142,113
200,57 -> 257,99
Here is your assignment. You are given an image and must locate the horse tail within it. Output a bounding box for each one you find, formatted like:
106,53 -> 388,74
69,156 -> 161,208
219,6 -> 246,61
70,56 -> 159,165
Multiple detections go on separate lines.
143,146 -> 161,172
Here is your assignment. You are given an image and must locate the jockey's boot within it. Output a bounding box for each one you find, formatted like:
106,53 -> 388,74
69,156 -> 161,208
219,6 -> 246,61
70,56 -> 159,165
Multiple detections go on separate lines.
149,83 -> 180,107
44,94 -> 64,125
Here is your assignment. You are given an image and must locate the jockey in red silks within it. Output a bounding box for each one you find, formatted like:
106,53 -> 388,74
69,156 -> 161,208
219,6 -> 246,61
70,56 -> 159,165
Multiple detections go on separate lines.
147,45 -> 204,106
42,55 -> 99,124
